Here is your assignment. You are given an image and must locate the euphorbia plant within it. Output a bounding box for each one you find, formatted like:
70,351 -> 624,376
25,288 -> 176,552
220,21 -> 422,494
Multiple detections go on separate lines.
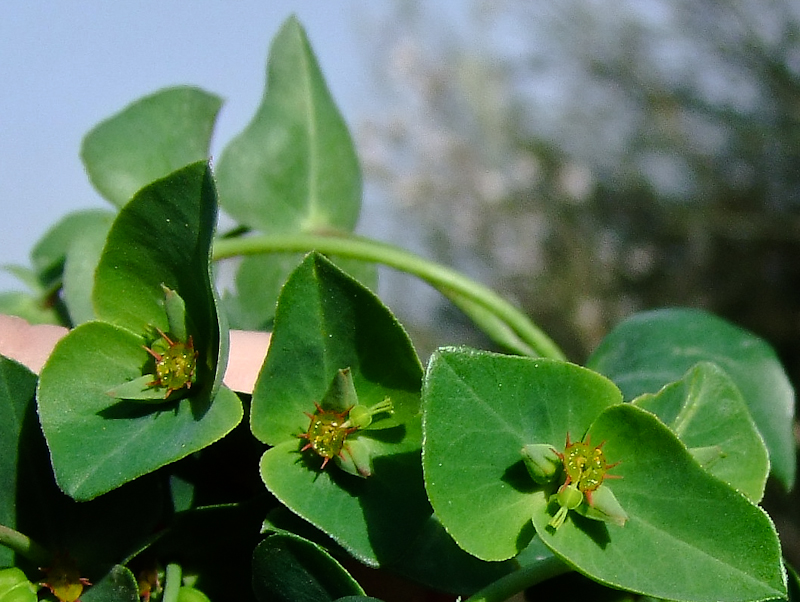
0,15 -> 796,602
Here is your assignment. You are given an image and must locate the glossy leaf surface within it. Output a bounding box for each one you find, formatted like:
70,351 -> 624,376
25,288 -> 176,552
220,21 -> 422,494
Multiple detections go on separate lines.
422,348 -> 622,561
81,565 -> 139,602
251,253 -> 421,444
37,321 -> 241,500
216,16 -> 361,234
253,253 -> 427,565
633,362 -> 769,501
259,421 -> 430,566
3,352 -> 166,577
252,533 -> 364,602
38,163 -> 241,499
0,356 -> 37,567
586,308 -> 795,489
92,162 -> 222,379
532,404 -> 785,602
81,87 -> 222,207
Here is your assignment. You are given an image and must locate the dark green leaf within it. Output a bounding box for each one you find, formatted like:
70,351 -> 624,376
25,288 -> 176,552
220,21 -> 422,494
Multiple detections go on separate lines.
0,356 -> 38,567
5,356 -> 166,573
37,321 -> 242,500
81,565 -> 139,602
251,252 -> 422,444
252,253 -> 428,563
259,420 -> 430,566
633,362 -> 769,501
586,308 -> 795,489
389,514 -> 524,595
252,533 -> 364,602
39,163 -> 241,499
81,87 -> 222,207
532,404 -> 785,602
148,500 -> 269,601
422,347 -> 622,561
216,16 -> 361,234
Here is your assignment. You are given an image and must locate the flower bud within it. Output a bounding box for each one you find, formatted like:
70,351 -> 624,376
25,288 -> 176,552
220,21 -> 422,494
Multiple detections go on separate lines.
521,443 -> 562,485
576,484 -> 628,527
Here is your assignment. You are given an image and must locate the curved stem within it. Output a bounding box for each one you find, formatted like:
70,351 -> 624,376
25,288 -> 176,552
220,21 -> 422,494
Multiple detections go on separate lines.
465,555 -> 571,602
0,524 -> 51,566
213,233 -> 565,360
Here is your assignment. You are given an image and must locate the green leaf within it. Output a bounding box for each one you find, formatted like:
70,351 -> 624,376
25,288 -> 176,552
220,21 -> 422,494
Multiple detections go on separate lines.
37,321 -> 242,500
0,356 -> 38,567
633,362 -> 769,502
147,501 -> 269,601
92,161 -> 227,397
252,533 -> 365,602
81,86 -> 222,207
259,420 -> 430,566
586,308 -> 795,489
253,253 -> 428,564
0,568 -> 37,602
388,515 -> 524,595
222,254 -> 306,331
81,565 -> 139,602
38,163 -> 241,499
222,254 -> 377,332
216,16 -> 361,234
60,216 -> 115,326
421,348 -> 623,561
30,209 -> 115,292
0,292 -> 60,325
251,252 -> 422,444
532,404 -> 785,602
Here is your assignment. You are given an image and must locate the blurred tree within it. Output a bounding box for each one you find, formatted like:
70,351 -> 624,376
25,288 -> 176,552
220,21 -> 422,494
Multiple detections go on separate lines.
358,0 -> 800,379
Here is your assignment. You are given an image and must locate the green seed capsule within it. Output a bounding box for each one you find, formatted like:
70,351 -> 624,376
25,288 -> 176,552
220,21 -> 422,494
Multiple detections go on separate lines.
548,484 -> 583,529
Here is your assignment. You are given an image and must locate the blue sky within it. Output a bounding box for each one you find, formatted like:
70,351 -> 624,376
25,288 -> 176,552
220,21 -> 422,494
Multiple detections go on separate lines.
0,2 -> 382,292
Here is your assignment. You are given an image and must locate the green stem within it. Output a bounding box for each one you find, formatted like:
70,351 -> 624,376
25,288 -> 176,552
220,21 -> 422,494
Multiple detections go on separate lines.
465,555 -> 571,602
162,562 -> 182,602
0,524 -> 51,566
213,233 -> 565,360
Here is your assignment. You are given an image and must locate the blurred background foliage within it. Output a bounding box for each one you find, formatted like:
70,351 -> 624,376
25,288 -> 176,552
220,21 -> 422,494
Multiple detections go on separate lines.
357,0 -> 800,384
358,1 -> 800,567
